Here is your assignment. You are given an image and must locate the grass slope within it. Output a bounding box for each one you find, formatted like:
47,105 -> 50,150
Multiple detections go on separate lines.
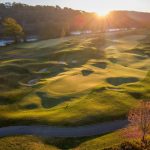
0,130 -> 123,150
0,30 -> 149,127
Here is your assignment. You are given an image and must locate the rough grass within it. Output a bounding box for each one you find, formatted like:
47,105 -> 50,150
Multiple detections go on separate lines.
0,90 -> 137,126
0,135 -> 58,150
124,71 -> 150,100
0,130 -> 123,150
0,30 -> 149,127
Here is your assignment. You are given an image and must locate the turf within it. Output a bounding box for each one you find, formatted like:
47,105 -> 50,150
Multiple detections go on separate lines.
0,130 -> 124,150
0,29 -> 149,127
0,135 -> 58,150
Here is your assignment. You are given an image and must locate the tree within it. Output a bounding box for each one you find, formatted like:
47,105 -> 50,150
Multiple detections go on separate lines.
3,17 -> 24,43
128,101 -> 150,143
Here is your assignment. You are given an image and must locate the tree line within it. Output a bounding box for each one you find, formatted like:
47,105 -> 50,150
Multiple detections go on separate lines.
0,2 -> 150,41
0,2 -> 101,40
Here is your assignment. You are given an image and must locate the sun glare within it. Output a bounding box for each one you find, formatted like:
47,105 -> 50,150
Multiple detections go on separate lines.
96,10 -> 110,17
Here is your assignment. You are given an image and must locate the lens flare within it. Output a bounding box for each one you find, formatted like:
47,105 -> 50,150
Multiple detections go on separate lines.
96,10 -> 110,17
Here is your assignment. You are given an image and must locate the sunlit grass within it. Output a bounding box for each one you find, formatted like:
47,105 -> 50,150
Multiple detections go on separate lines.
0,30 -> 149,127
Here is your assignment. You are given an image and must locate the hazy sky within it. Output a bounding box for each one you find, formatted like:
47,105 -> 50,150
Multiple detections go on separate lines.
1,0 -> 150,15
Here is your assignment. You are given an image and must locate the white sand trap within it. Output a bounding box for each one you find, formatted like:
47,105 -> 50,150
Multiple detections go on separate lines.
28,79 -> 39,85
72,60 -> 77,64
46,61 -> 67,65
58,61 -> 66,65
19,79 -> 39,87
39,68 -> 48,73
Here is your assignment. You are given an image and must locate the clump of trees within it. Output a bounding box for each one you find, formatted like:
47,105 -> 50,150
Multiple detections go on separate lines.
128,101 -> 150,143
106,101 -> 150,150
3,17 -> 24,43
0,2 -> 150,40
119,100 -> 150,150
0,2 -> 100,39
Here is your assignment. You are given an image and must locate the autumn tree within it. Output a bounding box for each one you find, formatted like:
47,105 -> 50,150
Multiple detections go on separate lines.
3,17 -> 24,43
128,101 -> 150,143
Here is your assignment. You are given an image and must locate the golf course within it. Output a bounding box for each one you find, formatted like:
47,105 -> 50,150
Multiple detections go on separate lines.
0,29 -> 150,149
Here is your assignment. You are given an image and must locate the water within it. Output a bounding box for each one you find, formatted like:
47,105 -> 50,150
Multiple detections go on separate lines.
26,36 -> 38,42
26,38 -> 37,42
70,31 -> 82,35
70,30 -> 92,35
107,28 -> 136,32
0,39 -> 14,46
0,36 -> 38,47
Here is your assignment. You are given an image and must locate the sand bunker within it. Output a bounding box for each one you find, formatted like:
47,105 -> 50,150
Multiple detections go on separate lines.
39,68 -> 48,73
28,79 -> 39,86
72,60 -> 77,64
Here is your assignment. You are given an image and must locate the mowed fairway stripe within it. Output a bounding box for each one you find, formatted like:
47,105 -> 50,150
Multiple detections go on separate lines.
0,120 -> 127,137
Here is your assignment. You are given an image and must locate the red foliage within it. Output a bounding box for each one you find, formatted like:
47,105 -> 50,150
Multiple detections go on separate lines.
124,101 -> 150,142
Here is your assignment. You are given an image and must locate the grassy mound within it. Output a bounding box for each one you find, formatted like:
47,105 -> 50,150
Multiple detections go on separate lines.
0,64 -> 30,75
0,130 -> 123,150
0,135 -> 58,150
125,71 -> 150,99
0,90 -> 137,126
0,30 -> 149,127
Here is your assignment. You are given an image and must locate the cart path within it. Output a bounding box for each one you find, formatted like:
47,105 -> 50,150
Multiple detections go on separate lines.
0,120 -> 128,138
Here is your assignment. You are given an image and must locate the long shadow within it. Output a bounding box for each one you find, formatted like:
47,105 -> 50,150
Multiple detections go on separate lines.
36,92 -> 74,108
43,67 -> 65,78
92,62 -> 107,69
81,69 -> 94,76
0,88 -> 32,106
106,77 -> 139,86
43,132 -> 115,149
44,136 -> 96,149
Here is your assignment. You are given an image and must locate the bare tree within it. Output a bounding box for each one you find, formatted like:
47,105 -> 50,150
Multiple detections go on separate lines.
128,100 -> 150,143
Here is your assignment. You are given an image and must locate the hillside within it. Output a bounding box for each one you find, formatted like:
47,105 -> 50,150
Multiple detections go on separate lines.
0,29 -> 149,127
107,11 -> 150,28
0,3 -> 150,39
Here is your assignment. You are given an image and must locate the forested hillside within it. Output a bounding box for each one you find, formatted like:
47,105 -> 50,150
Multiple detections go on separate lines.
0,3 -> 99,38
0,2 -> 150,39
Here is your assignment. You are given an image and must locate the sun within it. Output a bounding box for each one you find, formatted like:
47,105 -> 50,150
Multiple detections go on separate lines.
96,10 -> 110,17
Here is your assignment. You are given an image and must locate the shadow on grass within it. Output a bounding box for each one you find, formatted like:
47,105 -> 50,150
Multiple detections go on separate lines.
44,136 -> 97,149
81,69 -> 94,76
108,58 -> 118,63
106,77 -> 139,86
36,92 -> 74,108
43,131 -> 116,149
92,62 -> 107,69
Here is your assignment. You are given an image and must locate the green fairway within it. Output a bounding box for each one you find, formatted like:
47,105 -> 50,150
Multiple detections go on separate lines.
0,30 -> 149,127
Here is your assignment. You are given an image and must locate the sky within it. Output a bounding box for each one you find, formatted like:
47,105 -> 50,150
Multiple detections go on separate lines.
1,0 -> 150,15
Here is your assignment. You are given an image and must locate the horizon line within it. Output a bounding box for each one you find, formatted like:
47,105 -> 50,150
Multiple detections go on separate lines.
1,2 -> 150,14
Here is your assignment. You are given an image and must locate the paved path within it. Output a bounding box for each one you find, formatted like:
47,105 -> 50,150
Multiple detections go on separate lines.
0,120 -> 128,138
